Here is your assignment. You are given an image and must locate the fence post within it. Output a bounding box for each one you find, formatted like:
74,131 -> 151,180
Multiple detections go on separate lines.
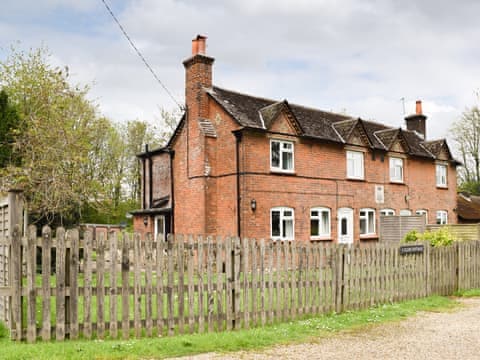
232,236 -> 241,329
335,246 -> 345,313
424,241 -> 431,296
9,225 -> 22,340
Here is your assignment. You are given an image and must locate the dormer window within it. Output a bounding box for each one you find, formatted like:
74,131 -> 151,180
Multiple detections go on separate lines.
270,139 -> 294,172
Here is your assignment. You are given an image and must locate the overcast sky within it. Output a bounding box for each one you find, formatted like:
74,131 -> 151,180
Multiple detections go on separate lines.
1,0 -> 479,142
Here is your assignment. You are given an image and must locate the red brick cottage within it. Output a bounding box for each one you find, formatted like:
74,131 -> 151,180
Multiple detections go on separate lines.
132,35 -> 459,244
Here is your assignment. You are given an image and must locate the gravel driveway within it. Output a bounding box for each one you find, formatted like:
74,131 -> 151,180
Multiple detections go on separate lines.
170,297 -> 480,360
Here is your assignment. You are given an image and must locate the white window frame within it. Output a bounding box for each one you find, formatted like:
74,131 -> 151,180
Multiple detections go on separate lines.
359,208 -> 376,236
389,157 -> 404,183
436,210 -> 448,225
310,207 -> 331,239
270,207 -> 295,241
400,209 -> 412,216
436,164 -> 447,187
416,209 -> 428,223
270,139 -> 294,172
154,215 -> 166,242
380,208 -> 395,216
346,150 -> 364,180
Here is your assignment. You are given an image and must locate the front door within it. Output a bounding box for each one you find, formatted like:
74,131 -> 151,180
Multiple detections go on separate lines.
337,208 -> 353,244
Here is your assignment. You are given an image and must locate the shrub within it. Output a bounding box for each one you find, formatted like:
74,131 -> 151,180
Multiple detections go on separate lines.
402,228 -> 455,247
403,230 -> 420,243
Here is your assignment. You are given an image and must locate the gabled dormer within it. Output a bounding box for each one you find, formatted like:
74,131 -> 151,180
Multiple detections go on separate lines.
374,128 -> 410,154
333,118 -> 373,148
423,139 -> 455,162
259,100 -> 303,135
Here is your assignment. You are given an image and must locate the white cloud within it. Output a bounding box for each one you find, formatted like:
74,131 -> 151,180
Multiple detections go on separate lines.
0,0 -> 478,143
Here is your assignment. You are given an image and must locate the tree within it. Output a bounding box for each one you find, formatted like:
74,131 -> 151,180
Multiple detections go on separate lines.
452,104 -> 480,194
0,46 -> 104,224
0,89 -> 20,167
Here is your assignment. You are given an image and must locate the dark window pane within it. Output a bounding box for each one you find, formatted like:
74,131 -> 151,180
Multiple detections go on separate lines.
272,211 -> 280,236
341,218 -> 347,235
311,219 -> 319,236
271,142 -> 280,167
360,218 -> 366,234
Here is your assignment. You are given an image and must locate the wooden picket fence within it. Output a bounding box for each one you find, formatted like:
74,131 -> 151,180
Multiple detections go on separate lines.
1,225 -> 480,342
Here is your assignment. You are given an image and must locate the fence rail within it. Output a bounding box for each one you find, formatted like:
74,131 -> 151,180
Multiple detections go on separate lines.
1,226 -> 480,342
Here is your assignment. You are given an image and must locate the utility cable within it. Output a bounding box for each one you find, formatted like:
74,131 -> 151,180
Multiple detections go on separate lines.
100,0 -> 183,110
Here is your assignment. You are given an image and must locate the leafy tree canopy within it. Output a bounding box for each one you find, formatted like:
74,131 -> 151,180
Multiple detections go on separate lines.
0,46 -> 180,226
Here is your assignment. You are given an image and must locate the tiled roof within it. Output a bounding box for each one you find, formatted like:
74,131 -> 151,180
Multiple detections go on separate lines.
206,86 -> 455,161
457,193 -> 480,221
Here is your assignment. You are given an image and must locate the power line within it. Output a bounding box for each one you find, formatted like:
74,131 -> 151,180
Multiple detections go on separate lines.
100,0 -> 183,110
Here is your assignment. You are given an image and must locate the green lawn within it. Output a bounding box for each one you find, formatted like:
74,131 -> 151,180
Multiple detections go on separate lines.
2,295 -> 460,360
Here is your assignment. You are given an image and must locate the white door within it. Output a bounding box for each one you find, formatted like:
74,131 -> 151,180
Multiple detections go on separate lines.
154,215 -> 166,241
338,208 -> 353,244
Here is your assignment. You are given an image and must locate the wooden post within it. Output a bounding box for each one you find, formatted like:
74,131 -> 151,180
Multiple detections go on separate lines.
10,225 -> 22,340
233,236 -> 241,329
424,241 -> 431,296
56,228 -> 66,341
41,226 -> 52,341
26,225 -> 36,343
8,191 -> 24,340
335,246 -> 345,313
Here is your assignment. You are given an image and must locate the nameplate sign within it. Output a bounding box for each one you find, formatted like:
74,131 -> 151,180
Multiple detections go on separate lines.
399,245 -> 424,255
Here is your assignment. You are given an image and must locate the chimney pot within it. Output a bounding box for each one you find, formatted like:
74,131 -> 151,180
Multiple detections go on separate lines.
191,35 -> 207,55
416,100 -> 422,115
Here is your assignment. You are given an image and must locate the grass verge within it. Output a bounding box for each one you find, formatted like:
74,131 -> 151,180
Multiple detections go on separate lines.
0,295 -> 458,360
454,288 -> 480,297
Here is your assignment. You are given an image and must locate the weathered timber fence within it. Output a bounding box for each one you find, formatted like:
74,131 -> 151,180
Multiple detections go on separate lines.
1,226 -> 480,342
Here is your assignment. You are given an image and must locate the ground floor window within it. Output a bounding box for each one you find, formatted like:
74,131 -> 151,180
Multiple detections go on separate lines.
436,210 -> 448,225
154,215 -> 166,241
310,207 -> 331,238
360,208 -> 375,235
380,208 -> 395,216
416,209 -> 428,223
271,207 -> 294,240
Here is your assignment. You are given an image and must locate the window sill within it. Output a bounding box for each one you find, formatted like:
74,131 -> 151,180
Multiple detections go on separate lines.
346,177 -> 365,182
390,180 -> 405,185
360,234 -> 378,240
310,236 -> 332,242
436,185 -> 448,190
270,170 -> 296,176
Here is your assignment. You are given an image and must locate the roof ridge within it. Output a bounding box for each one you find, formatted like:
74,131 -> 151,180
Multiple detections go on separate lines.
211,85 -> 277,104
212,85 -> 352,120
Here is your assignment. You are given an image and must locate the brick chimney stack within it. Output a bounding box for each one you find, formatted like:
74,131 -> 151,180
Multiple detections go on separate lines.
405,99 -> 427,140
183,35 -> 214,117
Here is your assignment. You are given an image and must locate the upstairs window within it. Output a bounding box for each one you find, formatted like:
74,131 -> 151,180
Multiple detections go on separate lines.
271,207 -> 294,240
347,151 -> 364,180
436,210 -> 448,225
436,164 -> 447,187
360,208 -> 375,235
271,140 -> 294,172
310,207 -> 331,239
389,157 -> 404,183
